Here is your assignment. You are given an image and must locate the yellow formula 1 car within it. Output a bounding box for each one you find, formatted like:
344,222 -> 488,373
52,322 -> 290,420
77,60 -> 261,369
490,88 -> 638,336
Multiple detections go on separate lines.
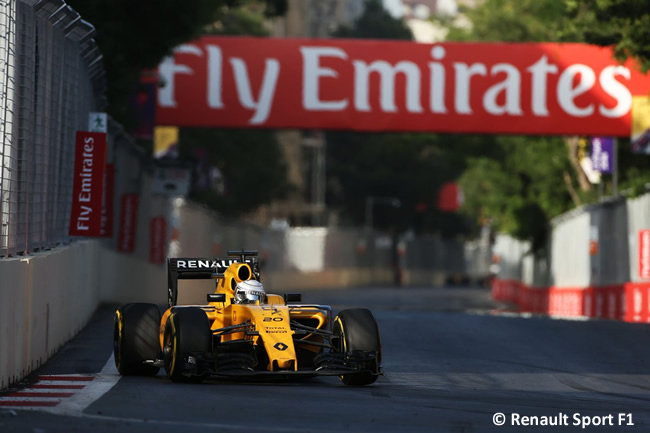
113,251 -> 382,386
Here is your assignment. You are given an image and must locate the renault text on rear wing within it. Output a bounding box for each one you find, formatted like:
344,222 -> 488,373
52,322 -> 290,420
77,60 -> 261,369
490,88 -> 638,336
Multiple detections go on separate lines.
167,251 -> 259,307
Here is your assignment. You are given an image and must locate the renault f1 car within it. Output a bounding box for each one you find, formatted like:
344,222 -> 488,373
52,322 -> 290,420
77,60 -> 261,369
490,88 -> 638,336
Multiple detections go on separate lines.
113,251 -> 382,386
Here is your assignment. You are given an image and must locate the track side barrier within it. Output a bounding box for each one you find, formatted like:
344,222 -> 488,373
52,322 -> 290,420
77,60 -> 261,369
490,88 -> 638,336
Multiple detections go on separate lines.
0,242 -> 100,389
624,282 -> 650,323
492,278 -> 634,321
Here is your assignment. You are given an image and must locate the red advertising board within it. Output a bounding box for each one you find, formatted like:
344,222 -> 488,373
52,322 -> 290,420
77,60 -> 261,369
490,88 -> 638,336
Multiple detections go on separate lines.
437,182 -> 461,212
640,229 -> 650,280
100,164 -> 115,238
624,282 -> 650,322
149,216 -> 167,264
117,194 -> 139,252
69,131 -> 107,237
156,37 -> 650,136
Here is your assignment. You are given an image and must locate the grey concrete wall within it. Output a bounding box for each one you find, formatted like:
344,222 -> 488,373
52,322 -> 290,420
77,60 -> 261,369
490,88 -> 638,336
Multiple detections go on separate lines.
0,241 -> 99,389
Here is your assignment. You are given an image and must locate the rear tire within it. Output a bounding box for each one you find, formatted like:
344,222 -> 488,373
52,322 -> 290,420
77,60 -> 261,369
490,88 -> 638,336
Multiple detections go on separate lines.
113,303 -> 161,376
163,308 -> 212,382
333,308 -> 382,386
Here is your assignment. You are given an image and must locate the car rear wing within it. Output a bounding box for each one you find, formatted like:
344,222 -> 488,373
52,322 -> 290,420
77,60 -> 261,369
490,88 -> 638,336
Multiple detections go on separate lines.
167,250 -> 260,307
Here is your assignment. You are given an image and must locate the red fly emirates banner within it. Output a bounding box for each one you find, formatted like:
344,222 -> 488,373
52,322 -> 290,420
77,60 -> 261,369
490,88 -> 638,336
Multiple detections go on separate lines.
100,163 -> 115,238
149,216 -> 167,264
155,37 -> 650,136
118,194 -> 139,252
69,131 -> 107,236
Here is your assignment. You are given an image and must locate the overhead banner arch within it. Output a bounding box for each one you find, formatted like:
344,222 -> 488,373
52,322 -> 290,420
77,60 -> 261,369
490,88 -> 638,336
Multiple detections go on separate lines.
156,37 -> 650,136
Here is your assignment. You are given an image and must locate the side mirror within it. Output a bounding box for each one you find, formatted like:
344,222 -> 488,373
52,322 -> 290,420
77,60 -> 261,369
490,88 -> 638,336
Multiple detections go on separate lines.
284,293 -> 302,303
207,293 -> 226,303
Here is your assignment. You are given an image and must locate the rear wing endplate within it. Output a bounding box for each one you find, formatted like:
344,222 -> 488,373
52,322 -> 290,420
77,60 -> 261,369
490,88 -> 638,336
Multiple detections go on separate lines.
167,250 -> 259,307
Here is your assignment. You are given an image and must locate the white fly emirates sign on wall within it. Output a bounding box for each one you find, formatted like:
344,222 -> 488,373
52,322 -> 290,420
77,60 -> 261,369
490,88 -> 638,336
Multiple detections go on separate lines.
69,131 -> 107,237
156,37 -> 650,136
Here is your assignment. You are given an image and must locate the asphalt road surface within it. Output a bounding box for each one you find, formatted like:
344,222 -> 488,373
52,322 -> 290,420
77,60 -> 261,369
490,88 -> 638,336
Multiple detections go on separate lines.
2,285 -> 650,433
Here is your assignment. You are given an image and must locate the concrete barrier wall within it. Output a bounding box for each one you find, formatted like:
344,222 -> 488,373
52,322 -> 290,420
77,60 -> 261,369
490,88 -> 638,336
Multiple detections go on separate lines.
97,245 -> 167,305
0,257 -> 28,389
0,241 -> 100,389
0,240 -> 171,388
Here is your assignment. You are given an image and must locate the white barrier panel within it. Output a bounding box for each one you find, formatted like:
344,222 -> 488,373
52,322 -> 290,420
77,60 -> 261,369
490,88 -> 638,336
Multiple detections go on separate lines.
464,240 -> 491,283
628,193 -> 650,283
493,234 -> 528,281
522,253 -> 549,288
551,210 -> 591,287
592,200 -> 629,286
285,227 -> 327,272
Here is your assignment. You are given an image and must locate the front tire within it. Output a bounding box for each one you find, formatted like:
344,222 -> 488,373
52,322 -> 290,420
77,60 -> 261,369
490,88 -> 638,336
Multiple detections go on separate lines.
333,308 -> 382,386
113,303 -> 161,376
163,308 -> 212,382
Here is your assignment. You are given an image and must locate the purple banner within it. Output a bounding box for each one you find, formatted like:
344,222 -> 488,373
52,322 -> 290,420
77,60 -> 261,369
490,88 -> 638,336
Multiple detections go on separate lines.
591,136 -> 614,174
130,81 -> 157,140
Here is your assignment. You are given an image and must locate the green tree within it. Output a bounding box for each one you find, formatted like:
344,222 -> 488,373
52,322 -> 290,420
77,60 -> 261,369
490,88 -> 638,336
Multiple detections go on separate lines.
459,137 -> 575,250
179,129 -> 289,217
449,0 -> 576,42
333,0 -> 413,40
564,0 -> 650,71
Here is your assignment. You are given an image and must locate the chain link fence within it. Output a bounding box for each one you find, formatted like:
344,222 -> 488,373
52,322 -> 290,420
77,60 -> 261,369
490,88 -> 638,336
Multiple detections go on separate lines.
0,0 -> 105,257
0,0 -> 17,256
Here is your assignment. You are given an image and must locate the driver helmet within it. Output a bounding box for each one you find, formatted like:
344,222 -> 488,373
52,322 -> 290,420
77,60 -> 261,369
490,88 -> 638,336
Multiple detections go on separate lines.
233,279 -> 265,304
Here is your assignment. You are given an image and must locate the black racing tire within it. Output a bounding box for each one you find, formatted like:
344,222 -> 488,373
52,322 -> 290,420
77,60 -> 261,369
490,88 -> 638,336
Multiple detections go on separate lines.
163,307 -> 212,382
113,303 -> 161,376
333,308 -> 382,386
